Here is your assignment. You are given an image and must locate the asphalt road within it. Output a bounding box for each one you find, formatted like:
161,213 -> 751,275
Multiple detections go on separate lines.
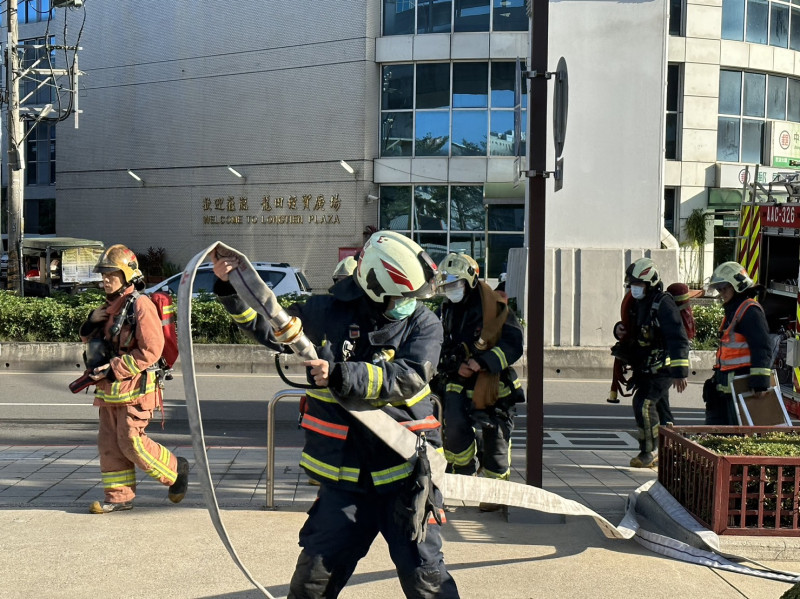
0,370 -> 708,448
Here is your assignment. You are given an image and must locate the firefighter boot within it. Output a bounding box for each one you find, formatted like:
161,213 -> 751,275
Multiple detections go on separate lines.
89,500 -> 133,514
629,452 -> 658,468
168,457 -> 190,503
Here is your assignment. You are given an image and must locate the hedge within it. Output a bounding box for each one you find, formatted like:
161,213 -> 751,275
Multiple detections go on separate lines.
0,289 -> 723,347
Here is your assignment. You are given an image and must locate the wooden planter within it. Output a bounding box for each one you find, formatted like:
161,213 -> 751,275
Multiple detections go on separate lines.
658,426 -> 800,536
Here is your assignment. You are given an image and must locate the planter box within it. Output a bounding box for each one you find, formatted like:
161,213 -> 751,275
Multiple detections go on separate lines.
658,425 -> 800,536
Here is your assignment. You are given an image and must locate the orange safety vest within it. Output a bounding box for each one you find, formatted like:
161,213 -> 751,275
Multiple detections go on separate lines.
715,298 -> 761,372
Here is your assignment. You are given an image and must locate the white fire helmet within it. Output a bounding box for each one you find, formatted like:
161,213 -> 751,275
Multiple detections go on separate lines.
355,231 -> 437,303
709,261 -> 753,293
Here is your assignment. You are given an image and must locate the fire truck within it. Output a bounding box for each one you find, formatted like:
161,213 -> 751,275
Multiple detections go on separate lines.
737,165 -> 800,414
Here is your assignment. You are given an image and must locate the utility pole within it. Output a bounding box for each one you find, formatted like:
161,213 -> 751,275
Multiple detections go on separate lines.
4,0 -> 82,293
525,0 -> 549,487
6,0 -> 23,294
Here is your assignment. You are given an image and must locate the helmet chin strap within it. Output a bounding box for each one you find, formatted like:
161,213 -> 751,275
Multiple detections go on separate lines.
105,280 -> 133,301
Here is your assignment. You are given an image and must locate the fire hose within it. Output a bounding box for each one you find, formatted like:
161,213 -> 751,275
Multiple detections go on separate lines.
178,243 -> 800,596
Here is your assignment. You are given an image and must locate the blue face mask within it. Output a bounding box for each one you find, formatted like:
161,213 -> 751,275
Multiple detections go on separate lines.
385,297 -> 417,321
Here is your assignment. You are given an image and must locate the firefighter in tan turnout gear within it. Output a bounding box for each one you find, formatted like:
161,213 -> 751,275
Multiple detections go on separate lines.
434,252 -> 524,511
80,245 -> 189,513
614,258 -> 689,469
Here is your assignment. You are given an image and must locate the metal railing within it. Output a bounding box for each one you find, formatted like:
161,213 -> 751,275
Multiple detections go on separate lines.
265,388 -> 306,509
264,388 -> 442,509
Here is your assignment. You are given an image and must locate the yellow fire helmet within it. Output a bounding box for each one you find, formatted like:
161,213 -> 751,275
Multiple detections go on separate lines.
709,261 -> 753,293
355,231 -> 437,303
93,244 -> 143,284
437,252 -> 479,289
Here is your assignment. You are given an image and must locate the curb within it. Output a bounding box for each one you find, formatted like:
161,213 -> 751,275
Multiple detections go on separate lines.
0,342 -> 717,378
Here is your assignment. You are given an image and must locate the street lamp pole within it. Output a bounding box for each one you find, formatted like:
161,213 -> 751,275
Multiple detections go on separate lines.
6,0 -> 24,295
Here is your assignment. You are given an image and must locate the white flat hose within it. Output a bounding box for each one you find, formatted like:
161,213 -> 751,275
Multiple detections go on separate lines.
178,242 -> 800,595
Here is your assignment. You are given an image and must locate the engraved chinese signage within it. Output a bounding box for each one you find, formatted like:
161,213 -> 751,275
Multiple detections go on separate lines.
202,193 -> 342,226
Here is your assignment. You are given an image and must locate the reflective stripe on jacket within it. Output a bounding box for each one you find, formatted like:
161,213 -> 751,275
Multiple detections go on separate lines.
716,298 -> 759,372
216,277 -> 444,492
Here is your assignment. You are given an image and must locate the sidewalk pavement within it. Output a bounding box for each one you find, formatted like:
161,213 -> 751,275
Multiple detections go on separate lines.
0,442 -> 797,599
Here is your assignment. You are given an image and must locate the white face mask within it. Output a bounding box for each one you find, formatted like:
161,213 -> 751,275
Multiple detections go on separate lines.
444,280 -> 466,303
630,285 -> 646,300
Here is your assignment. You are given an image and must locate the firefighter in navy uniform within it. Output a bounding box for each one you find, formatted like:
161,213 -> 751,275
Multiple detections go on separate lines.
212,231 -> 459,599
704,261 -> 772,425
615,258 -> 689,468
434,253 -> 524,507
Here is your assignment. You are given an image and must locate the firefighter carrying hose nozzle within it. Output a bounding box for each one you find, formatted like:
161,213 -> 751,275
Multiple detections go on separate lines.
432,252 -> 524,512
614,258 -> 689,469
703,261 -> 772,425
212,231 -> 459,599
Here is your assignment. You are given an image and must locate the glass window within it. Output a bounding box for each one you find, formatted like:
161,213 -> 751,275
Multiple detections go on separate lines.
454,0 -> 490,32
487,233 -> 523,277
414,232 -> 449,265
381,112 -> 413,157
767,75 -> 787,120
719,70 -> 742,115
663,188 -> 678,237
492,0 -> 528,32
415,111 -> 450,156
789,78 -> 800,121
453,63 -> 488,108
450,186 -> 484,230
666,113 -> 679,160
488,205 -> 524,231
490,110 -> 515,156
717,116 -> 741,161
742,72 -> 766,117
491,62 -> 527,108
791,7 -> 800,50
452,110 -> 487,155
771,2 -> 790,46
722,0 -> 745,40
414,186 -> 449,230
418,0 -> 452,33
416,64 -> 450,109
382,64 -> 413,110
746,0 -> 769,43
741,118 -> 764,163
380,61 -> 527,158
669,0 -> 684,35
20,0 -> 52,25
20,36 -> 56,107
384,0 -> 415,35
666,64 -> 681,160
449,233 -> 485,265
379,186 -> 412,230
25,121 -> 55,186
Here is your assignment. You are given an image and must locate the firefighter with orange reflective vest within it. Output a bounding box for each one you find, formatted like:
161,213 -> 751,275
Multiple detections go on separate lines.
212,231 -> 459,599
615,258 -> 689,468
79,245 -> 189,514
704,261 -> 773,425
433,252 -> 524,503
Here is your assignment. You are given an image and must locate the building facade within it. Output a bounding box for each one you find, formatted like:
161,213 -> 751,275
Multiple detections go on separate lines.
9,0 -> 762,348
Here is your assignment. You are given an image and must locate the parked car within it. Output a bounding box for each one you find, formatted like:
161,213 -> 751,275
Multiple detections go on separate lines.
0,253 -> 7,281
146,261 -> 312,298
